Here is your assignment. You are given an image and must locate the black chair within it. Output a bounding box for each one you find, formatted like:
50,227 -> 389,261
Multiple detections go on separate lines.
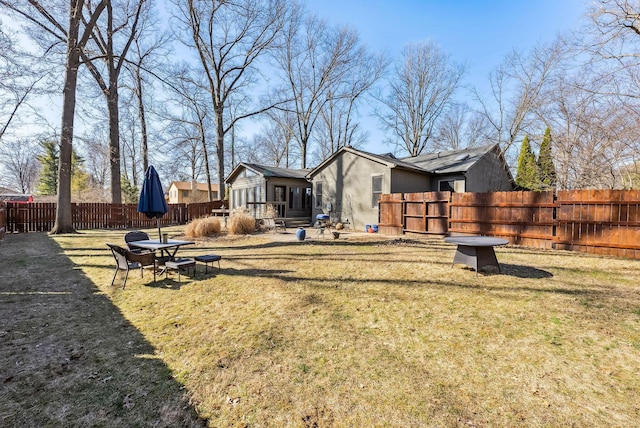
124,230 -> 151,253
107,243 -> 157,289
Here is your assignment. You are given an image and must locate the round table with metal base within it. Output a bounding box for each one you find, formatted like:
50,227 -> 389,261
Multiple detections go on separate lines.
444,236 -> 509,276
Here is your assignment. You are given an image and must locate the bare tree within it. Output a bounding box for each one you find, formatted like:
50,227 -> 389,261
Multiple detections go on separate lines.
376,41 -> 465,157
160,65 -> 217,200
249,113 -> 300,167
1,0 -> 107,233
273,11 -> 380,167
472,38 -> 566,160
0,18 -> 42,142
0,139 -> 40,193
122,6 -> 171,178
432,102 -> 490,151
174,0 -> 291,193
315,43 -> 388,157
78,0 -> 149,204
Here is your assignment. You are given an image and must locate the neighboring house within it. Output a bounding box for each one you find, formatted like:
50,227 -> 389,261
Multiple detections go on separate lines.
306,144 -> 513,231
0,186 -> 34,203
225,163 -> 312,224
167,181 -> 220,204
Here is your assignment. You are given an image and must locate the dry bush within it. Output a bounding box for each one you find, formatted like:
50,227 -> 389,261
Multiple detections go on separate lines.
265,204 -> 277,218
184,216 -> 221,238
228,212 -> 256,235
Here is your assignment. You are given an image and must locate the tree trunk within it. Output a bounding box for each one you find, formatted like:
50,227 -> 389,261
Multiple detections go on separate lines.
136,66 -> 149,174
216,108 -> 225,200
51,2 -> 82,234
108,81 -> 122,203
200,119 -> 213,202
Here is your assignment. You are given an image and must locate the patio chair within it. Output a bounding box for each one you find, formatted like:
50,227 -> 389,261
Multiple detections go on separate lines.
107,243 -> 157,289
124,230 -> 151,253
263,217 -> 286,233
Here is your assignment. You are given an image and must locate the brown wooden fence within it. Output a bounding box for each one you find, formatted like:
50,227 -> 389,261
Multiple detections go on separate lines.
4,200 -> 226,233
0,202 -> 6,239
379,190 -> 640,259
449,191 -> 556,249
554,190 -> 640,259
379,192 -> 449,235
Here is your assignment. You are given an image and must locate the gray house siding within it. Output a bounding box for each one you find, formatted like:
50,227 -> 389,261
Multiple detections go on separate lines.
265,177 -> 311,218
390,169 -> 431,193
228,174 -> 264,217
311,151 -> 389,231
465,152 -> 513,192
226,164 -> 311,220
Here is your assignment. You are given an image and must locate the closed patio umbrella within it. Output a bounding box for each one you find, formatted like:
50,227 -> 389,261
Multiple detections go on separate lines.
138,165 -> 169,240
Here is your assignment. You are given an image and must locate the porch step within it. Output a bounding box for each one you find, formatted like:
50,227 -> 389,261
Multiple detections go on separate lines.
284,218 -> 312,228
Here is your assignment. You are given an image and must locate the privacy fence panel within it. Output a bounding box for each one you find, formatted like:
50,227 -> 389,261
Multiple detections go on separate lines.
555,189 -> 640,258
4,201 -> 224,233
0,202 -> 6,239
449,191 -> 555,249
378,193 -> 404,235
404,192 -> 450,234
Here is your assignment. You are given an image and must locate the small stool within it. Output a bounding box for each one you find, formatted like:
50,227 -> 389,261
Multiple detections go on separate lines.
164,258 -> 196,282
194,254 -> 222,273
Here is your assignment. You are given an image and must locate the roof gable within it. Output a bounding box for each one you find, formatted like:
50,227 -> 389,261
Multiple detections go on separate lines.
225,163 -> 311,183
401,144 -> 499,174
307,146 -> 427,178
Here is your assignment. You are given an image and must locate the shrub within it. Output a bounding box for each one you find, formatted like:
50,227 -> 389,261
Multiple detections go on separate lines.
184,216 -> 221,238
228,212 -> 256,235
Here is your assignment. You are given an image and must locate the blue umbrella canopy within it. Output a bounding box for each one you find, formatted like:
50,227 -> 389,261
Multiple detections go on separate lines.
138,165 -> 169,239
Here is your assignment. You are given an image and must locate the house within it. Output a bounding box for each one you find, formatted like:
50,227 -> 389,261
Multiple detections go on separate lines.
225,163 -> 312,224
306,144 -> 513,231
167,181 -> 220,204
0,186 -> 34,203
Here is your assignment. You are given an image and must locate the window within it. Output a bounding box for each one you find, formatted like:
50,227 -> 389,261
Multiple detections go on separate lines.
371,175 -> 382,208
232,189 -> 239,208
182,190 -> 189,198
439,180 -> 455,192
438,179 -> 465,192
289,187 -> 299,209
288,186 -> 311,210
315,182 -> 323,209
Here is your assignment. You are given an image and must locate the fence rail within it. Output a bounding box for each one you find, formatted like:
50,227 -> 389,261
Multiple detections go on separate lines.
379,190 -> 640,260
3,200 -> 226,233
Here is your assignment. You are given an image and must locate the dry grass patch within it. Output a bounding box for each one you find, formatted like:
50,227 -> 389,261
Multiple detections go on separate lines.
3,228 -> 640,426
185,216 -> 222,238
228,211 -> 256,235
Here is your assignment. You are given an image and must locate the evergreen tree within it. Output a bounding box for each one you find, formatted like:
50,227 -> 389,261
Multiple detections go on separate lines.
121,176 -> 139,204
515,135 -> 539,190
537,127 -> 557,190
35,140 -> 59,195
36,140 -> 89,197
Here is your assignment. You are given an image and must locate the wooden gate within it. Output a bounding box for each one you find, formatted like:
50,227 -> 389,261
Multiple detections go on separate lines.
378,192 -> 450,235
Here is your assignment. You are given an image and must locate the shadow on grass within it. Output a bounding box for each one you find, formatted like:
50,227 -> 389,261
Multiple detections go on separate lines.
499,263 -> 554,279
0,233 -> 207,427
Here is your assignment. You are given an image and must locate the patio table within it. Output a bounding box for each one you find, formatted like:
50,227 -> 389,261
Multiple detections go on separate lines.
444,236 -> 509,276
127,239 -> 195,262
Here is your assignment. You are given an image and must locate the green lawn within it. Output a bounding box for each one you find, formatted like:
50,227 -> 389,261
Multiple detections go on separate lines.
1,227 -> 639,427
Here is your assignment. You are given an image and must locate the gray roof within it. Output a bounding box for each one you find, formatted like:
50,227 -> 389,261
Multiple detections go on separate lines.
400,144 -> 499,174
306,143 -> 505,179
226,163 -> 311,182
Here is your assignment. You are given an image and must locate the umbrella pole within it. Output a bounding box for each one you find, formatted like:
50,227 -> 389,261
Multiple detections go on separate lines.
157,218 -> 162,241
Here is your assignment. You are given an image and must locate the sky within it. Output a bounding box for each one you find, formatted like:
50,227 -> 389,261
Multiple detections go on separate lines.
304,0 -> 589,153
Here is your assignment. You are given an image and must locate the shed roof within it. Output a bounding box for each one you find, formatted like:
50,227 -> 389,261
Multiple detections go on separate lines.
225,163 -> 312,183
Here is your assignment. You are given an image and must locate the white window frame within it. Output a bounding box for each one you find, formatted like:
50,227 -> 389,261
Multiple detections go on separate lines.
315,181 -> 323,209
371,175 -> 383,208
